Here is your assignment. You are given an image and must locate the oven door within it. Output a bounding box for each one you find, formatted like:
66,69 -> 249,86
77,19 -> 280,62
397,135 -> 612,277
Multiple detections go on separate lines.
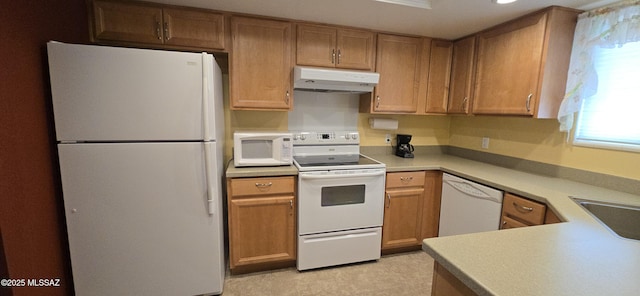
298,168 -> 386,235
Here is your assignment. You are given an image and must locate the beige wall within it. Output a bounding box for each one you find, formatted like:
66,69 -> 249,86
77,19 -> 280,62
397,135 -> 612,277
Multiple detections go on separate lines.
222,75 -> 639,181
357,114 -> 450,147
449,116 -> 640,180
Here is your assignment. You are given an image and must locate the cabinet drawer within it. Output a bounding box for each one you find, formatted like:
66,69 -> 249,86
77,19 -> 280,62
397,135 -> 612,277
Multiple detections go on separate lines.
502,193 -> 546,225
230,176 -> 294,197
386,171 -> 426,188
500,215 -> 528,229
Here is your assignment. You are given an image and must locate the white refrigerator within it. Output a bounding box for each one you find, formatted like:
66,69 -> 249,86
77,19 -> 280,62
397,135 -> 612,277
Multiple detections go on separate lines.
47,42 -> 225,296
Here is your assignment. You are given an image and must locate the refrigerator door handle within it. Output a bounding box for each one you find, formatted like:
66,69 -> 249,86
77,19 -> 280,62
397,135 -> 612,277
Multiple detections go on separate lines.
202,52 -> 212,142
202,53 -> 215,215
204,142 -> 215,215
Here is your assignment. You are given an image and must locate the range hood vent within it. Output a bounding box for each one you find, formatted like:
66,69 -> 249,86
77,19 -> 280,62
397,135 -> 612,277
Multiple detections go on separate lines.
293,66 -> 380,93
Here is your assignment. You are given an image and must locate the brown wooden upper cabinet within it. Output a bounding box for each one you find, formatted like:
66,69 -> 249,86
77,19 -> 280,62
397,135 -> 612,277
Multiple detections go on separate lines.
364,34 -> 423,113
472,7 -> 579,117
230,16 -> 293,110
424,40 -> 453,114
91,0 -> 225,50
447,36 -> 476,115
296,24 -> 376,71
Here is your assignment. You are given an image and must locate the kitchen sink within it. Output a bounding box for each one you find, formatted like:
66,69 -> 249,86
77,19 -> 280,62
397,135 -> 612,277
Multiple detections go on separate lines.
572,197 -> 640,240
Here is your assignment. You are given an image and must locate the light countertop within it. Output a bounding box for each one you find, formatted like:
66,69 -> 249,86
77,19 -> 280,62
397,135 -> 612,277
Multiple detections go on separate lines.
225,164 -> 298,178
225,152 -> 640,295
366,152 -> 640,296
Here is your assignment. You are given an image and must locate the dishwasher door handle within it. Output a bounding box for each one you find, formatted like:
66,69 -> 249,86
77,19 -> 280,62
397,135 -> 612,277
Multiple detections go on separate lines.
444,180 -> 503,203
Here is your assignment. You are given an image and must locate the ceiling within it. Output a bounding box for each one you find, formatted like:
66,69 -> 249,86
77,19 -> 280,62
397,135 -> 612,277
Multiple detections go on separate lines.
147,0 -> 619,39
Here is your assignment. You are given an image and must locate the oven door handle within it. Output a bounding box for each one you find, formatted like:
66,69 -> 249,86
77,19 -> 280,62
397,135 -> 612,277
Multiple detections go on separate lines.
299,170 -> 386,180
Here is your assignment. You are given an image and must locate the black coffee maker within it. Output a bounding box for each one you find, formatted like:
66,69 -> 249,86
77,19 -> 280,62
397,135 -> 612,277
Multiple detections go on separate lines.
395,134 -> 414,158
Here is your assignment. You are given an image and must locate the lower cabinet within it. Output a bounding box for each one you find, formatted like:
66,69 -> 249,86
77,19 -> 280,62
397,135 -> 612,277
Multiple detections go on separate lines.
500,192 -> 562,229
432,262 -> 478,296
227,176 -> 296,274
382,171 -> 442,253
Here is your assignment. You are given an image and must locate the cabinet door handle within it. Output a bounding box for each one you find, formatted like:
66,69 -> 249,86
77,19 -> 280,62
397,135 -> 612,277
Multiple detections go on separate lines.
289,200 -> 293,209
332,49 -> 336,64
386,193 -> 391,208
285,90 -> 290,104
375,96 -> 380,109
526,93 -> 533,112
156,22 -> 162,40
337,49 -> 341,64
164,22 -> 170,41
462,97 -> 468,112
513,202 -> 533,212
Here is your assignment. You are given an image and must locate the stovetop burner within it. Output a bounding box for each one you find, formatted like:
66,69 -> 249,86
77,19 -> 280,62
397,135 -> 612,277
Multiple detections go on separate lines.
294,154 -> 385,172
291,130 -> 385,171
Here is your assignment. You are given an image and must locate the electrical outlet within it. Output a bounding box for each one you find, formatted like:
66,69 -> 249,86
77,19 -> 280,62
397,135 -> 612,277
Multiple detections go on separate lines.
482,137 -> 490,149
385,134 -> 391,144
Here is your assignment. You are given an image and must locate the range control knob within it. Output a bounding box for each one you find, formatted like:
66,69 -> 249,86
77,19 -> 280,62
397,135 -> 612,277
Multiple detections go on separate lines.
300,134 -> 307,140
344,133 -> 351,140
293,134 -> 299,140
351,133 -> 358,140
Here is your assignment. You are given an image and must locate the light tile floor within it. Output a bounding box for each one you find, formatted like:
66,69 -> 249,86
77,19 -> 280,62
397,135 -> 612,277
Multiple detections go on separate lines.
222,251 -> 434,295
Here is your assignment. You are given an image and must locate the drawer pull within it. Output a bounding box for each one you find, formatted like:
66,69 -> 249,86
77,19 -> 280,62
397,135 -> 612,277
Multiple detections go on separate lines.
255,182 -> 273,188
513,202 -> 534,212
400,176 -> 414,182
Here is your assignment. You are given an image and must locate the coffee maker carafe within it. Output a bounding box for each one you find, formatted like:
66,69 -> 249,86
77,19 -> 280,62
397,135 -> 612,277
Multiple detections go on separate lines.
395,134 -> 414,158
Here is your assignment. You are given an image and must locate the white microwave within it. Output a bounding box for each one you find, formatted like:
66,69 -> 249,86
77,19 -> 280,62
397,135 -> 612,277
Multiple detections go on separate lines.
233,132 -> 293,167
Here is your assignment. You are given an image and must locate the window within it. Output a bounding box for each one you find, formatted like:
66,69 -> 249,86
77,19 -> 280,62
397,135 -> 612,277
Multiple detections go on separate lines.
574,41 -> 640,152
558,2 -> 640,151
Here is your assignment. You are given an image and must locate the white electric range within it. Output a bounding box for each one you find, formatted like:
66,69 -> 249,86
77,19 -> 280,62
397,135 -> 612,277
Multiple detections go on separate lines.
291,130 -> 386,271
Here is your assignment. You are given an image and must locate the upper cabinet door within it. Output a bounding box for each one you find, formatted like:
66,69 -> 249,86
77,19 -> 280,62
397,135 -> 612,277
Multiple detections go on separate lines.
296,24 -> 337,68
230,16 -> 293,110
373,34 -> 422,113
336,29 -> 376,70
472,12 -> 547,116
296,24 -> 375,70
447,36 -> 476,115
91,0 -> 226,51
163,8 -> 225,50
424,40 -> 453,114
92,0 -> 164,44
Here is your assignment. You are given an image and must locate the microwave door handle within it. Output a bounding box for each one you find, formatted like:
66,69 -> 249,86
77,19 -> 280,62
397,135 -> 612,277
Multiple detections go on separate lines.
299,171 -> 385,180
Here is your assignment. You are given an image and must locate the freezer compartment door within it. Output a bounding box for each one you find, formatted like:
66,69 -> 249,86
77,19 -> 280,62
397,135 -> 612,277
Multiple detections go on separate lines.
58,142 -> 224,296
47,42 -> 220,142
297,227 -> 382,271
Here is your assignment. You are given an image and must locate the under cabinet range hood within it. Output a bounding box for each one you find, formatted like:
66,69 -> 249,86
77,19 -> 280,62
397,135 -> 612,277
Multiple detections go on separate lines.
293,66 -> 380,93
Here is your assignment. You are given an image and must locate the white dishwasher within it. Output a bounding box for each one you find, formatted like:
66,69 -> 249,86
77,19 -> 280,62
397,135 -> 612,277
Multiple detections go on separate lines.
439,173 -> 504,237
